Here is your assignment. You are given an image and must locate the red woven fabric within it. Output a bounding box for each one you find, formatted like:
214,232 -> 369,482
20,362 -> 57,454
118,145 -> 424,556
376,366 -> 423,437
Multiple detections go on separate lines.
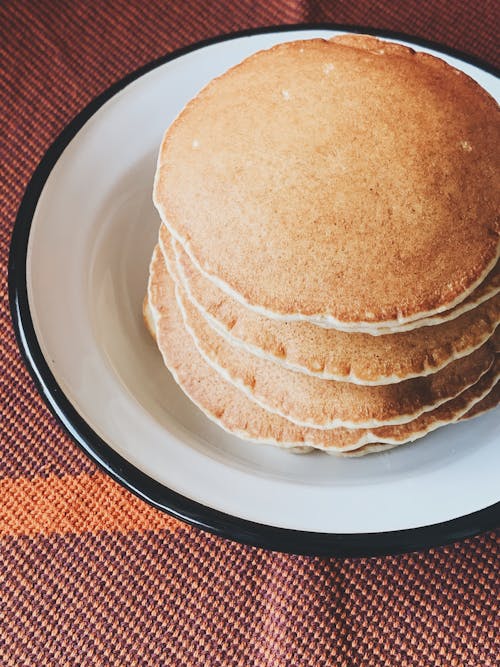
1,1 -> 499,665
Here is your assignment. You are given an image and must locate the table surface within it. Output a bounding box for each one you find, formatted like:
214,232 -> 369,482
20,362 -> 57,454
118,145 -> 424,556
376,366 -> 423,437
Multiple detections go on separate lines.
1,1 -> 499,665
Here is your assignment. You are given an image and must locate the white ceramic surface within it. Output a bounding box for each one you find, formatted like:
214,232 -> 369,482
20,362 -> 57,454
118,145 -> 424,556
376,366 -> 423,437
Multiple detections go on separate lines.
25,29 -> 499,536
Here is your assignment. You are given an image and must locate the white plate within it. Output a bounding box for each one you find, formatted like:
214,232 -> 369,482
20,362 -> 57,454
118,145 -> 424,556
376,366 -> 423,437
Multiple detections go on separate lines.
9,27 -> 499,556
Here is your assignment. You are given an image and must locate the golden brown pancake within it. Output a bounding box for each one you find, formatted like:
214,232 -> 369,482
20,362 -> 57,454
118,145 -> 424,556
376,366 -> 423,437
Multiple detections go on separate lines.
165,221 -> 500,335
360,263 -> 500,334
174,276 -> 495,429
459,381 -> 499,421
146,244 -> 499,454
154,36 -> 500,329
167,220 -> 499,336
159,227 -> 499,385
342,362 -> 500,456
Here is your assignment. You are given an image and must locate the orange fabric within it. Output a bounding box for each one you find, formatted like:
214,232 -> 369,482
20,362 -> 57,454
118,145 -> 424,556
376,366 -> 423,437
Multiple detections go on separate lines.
0,472 -> 179,537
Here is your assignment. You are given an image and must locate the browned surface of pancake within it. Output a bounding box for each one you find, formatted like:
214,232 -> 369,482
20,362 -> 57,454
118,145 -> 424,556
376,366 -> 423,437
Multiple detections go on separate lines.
460,382 -> 499,421
158,241 -> 496,429
146,245 -> 499,451
165,221 -> 500,335
146,245 -> 499,453
342,360 -> 500,456
160,228 -> 500,384
176,278 -> 495,428
365,263 -> 500,334
154,36 -> 500,327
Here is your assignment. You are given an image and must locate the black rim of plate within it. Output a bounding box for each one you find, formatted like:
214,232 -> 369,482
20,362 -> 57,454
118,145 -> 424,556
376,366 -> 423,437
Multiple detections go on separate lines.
8,24 -> 500,558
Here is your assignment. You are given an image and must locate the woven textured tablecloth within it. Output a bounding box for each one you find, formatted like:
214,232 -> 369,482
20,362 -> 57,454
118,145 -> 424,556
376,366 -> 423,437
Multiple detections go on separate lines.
1,1 -> 499,665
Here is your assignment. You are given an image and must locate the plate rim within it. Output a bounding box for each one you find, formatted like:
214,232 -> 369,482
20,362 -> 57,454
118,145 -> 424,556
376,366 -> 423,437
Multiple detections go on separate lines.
8,23 -> 500,557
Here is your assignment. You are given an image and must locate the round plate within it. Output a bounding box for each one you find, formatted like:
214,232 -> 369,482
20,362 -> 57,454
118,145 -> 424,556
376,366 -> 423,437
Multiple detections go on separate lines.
9,26 -> 500,557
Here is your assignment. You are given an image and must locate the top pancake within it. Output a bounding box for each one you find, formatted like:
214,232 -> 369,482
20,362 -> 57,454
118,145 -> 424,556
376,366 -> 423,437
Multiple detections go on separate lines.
154,35 -> 500,329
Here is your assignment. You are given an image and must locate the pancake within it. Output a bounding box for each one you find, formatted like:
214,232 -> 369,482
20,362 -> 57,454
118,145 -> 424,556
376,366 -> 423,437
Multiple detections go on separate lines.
459,382 -> 499,421
154,35 -> 500,330
358,263 -> 500,335
160,227 -> 499,385
174,273 -> 495,429
158,240 -> 497,430
338,370 -> 500,458
167,222 -> 499,340
146,244 -> 499,454
337,361 -> 500,457
164,221 -> 500,337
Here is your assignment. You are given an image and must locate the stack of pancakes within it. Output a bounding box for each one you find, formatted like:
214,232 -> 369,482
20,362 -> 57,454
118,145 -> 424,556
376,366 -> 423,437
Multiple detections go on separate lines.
145,35 -> 500,456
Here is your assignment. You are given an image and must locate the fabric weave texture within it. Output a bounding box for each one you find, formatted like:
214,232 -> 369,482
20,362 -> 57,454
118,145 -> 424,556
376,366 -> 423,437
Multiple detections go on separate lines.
1,1 -> 499,665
